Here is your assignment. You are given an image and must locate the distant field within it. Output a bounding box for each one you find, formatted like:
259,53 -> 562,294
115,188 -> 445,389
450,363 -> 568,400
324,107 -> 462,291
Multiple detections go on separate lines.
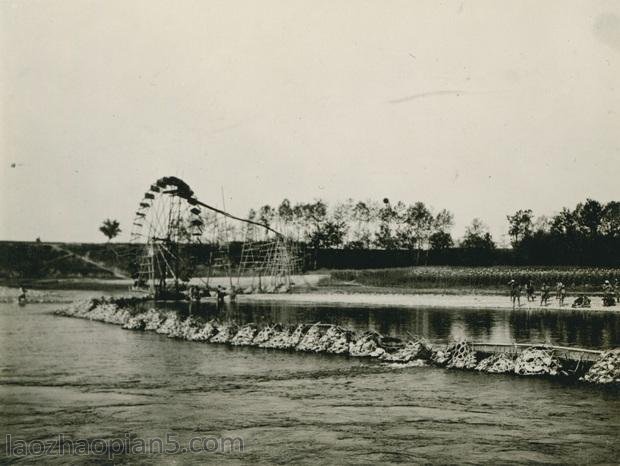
330,266 -> 620,291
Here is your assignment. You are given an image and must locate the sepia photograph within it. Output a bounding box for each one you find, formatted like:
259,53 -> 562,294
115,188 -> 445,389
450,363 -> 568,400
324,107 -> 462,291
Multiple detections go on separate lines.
1,0 -> 619,464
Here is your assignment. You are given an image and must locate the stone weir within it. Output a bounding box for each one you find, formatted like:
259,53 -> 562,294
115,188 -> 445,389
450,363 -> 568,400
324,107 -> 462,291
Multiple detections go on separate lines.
55,297 -> 620,385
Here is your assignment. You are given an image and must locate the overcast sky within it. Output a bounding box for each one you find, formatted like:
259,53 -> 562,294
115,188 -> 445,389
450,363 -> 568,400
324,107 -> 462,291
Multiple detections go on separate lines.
1,0 -> 619,244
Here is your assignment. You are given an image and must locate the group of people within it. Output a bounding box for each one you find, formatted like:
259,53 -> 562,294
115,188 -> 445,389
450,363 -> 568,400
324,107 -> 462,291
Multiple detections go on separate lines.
187,284 -> 234,306
508,278 -> 618,308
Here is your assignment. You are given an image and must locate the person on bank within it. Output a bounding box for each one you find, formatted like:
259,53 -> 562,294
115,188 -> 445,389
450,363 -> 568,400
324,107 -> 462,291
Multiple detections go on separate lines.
558,283 -> 567,307
572,294 -> 591,308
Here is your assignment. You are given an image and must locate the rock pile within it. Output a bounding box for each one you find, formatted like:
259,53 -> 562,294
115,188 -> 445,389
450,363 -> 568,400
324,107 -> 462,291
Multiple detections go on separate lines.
430,346 -> 452,366
349,331 -> 386,357
230,324 -> 258,346
259,325 -> 304,349
189,320 -> 219,341
445,340 -> 477,369
581,349 -> 620,384
380,340 -> 430,363
514,347 -> 561,376
146,311 -> 166,331
253,324 -> 282,346
318,326 -> 354,354
296,323 -> 330,352
155,314 -> 181,335
430,340 -> 477,369
122,315 -> 145,330
59,298 -> 131,325
210,322 -> 238,343
55,298 -> 619,384
89,303 -> 132,325
476,353 -> 516,374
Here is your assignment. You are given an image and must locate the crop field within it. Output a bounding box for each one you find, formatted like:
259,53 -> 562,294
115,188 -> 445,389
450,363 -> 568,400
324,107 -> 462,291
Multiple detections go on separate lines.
330,266 -> 620,291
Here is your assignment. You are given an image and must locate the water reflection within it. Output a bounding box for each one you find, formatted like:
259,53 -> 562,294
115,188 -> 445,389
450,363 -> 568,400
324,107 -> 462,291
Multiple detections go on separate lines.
145,299 -> 619,349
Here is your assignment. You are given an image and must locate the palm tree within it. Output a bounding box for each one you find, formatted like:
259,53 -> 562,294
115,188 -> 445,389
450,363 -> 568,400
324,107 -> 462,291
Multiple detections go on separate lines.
99,219 -> 121,242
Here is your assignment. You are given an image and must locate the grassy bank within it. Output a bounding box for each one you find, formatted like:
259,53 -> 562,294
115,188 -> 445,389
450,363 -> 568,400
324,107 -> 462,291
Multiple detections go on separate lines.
329,266 -> 620,292
0,241 -> 121,279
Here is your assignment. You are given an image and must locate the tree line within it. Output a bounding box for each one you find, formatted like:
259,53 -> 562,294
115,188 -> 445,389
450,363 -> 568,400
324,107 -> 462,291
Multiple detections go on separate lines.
98,197 -> 618,266
246,198 -> 494,252
244,197 -> 618,265
507,199 -> 619,265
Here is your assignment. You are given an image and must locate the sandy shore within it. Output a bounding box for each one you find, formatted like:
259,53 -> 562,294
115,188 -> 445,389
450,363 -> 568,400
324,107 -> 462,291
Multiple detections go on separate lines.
2,272 -> 616,312
241,291 -> 617,312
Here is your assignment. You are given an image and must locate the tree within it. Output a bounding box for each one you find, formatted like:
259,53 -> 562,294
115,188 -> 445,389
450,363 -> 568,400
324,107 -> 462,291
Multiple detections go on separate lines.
308,220 -> 348,249
347,200 -> 376,249
291,203 -> 306,240
277,199 -> 294,233
428,209 -> 455,252
374,198 -> 399,249
575,199 -> 604,236
601,201 -> 620,237
461,218 -> 495,249
400,202 -> 433,251
433,209 -> 454,235
533,215 -> 552,233
258,205 -> 276,238
99,219 -> 121,242
550,208 -> 578,236
300,200 -> 333,249
507,209 -> 534,246
332,199 -> 355,244
429,231 -> 453,250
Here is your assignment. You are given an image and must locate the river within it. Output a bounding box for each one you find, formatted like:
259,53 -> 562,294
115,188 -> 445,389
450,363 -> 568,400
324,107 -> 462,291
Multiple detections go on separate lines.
1,293 -> 618,464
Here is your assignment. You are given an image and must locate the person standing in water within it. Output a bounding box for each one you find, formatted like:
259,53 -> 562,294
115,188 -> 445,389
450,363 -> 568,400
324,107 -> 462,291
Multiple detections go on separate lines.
526,280 -> 535,302
216,286 -> 226,308
540,283 -> 550,306
509,280 -> 521,309
18,286 -> 27,304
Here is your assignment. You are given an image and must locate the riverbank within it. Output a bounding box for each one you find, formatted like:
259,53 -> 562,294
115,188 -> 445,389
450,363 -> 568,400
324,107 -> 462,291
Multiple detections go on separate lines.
242,290 -> 618,312
2,274 -> 618,311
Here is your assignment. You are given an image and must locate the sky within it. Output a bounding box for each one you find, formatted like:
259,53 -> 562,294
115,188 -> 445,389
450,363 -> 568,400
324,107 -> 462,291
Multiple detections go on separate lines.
1,0 -> 619,245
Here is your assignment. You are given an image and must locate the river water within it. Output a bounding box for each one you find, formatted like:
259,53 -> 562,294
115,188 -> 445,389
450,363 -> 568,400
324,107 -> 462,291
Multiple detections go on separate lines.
1,293 -> 619,464
166,299 -> 620,349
